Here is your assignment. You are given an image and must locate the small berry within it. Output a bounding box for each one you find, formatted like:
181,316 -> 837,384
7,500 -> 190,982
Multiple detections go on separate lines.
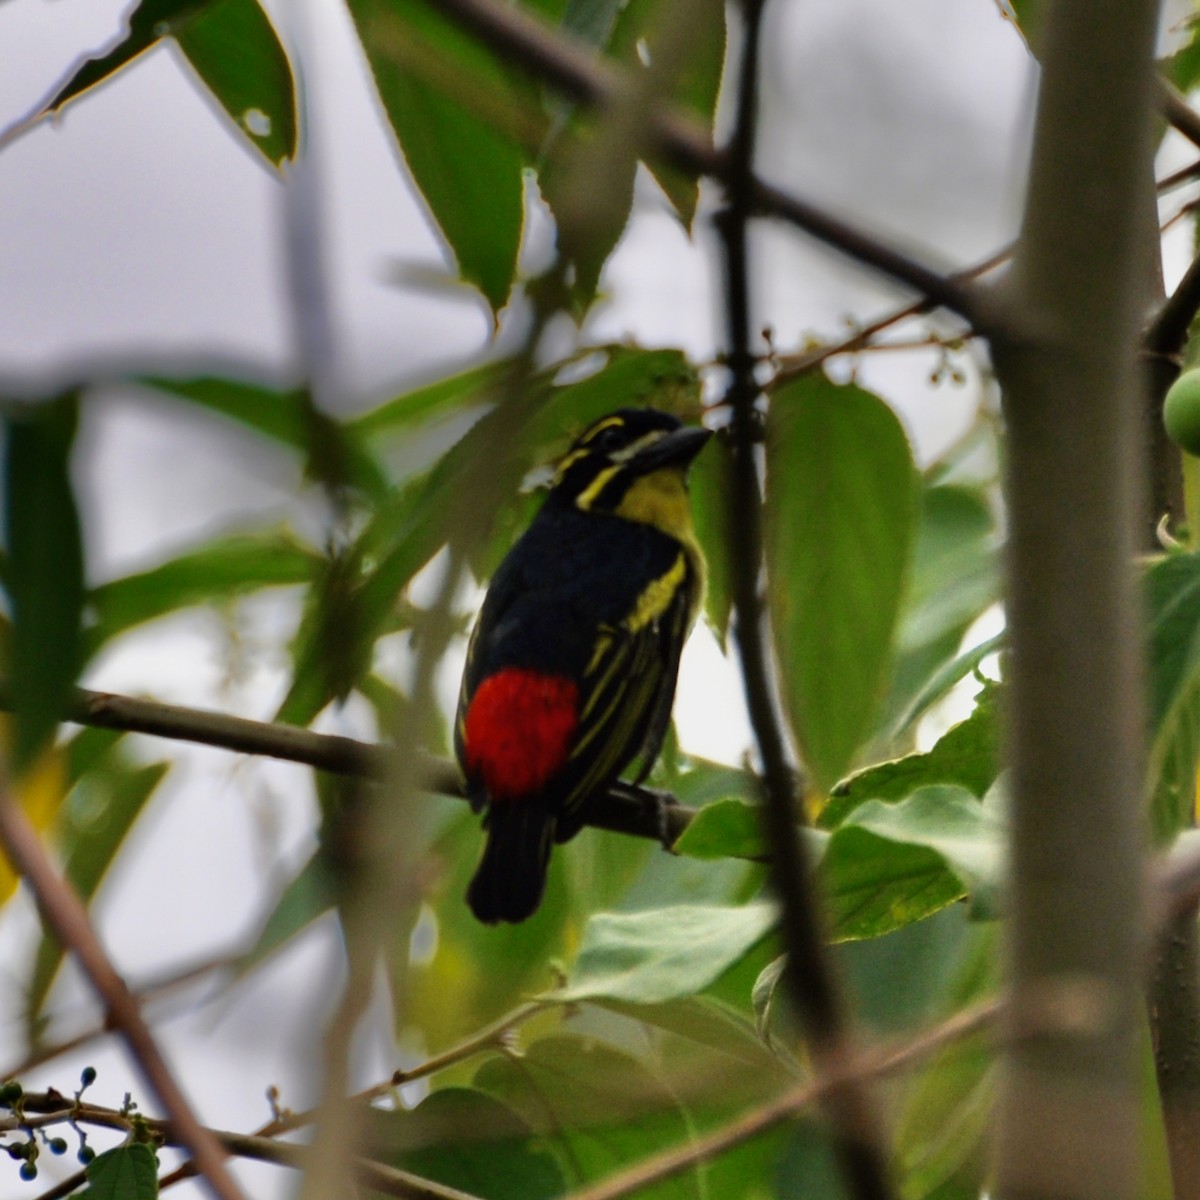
48,1139 -> 67,1156
79,1067 -> 97,1089
1164,369 -> 1200,456
18,1162 -> 36,1181
77,1145 -> 95,1165
0,1081 -> 22,1106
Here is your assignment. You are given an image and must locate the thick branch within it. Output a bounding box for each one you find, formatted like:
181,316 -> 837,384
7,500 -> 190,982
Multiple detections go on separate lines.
989,0 -> 1161,1196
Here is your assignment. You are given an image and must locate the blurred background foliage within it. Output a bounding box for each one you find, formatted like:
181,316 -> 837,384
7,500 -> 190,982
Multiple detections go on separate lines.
1,0 -> 1199,1198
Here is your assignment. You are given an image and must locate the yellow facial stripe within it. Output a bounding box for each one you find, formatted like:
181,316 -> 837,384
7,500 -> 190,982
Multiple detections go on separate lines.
582,415 -> 625,443
553,446 -> 588,485
575,463 -> 622,511
628,553 -> 687,632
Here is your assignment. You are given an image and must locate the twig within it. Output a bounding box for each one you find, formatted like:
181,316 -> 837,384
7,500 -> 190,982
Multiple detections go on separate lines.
0,681 -> 698,848
1146,247 -> 1200,362
715,2 -> 894,1198
771,243 -> 1010,387
0,779 -> 247,1200
1161,78 -> 1200,153
562,998 -> 999,1200
1,953 -> 236,1081
432,0 -> 989,329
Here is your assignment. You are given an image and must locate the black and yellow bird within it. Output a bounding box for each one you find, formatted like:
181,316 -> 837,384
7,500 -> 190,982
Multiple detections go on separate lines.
454,408 -> 712,924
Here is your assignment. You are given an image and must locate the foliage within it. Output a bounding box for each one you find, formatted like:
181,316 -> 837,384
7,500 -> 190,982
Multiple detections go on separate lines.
0,1 -> 1192,1199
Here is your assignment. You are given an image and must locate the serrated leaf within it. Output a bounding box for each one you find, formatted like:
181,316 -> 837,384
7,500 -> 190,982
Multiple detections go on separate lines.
765,374 -> 919,792
556,902 -> 777,1004
43,0 -> 294,168
365,1089 -> 565,1200
4,395 -> 85,774
823,682 -> 1001,828
80,1142 -> 159,1200
824,785 -> 1006,938
347,0 -> 530,315
822,825 -> 965,942
28,754 -> 168,1024
85,529 -> 319,657
474,1036 -> 702,1199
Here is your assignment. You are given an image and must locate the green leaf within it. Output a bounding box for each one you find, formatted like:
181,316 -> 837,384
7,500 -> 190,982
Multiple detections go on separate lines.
474,1036 -> 702,1199
79,1142 -> 159,1200
822,824 -> 965,941
365,1088 -> 565,1200
28,754 -> 168,1024
673,799 -> 765,860
896,487 -> 1000,655
879,482 -> 1000,737
1167,17 -> 1200,94
86,529 -> 319,657
825,785 -> 1006,938
1144,552 -> 1200,841
43,0 -> 294,168
610,0 -> 725,228
347,0 -> 530,315
893,1031 -> 994,1198
349,359 -> 513,442
774,1119 -> 849,1200
44,0 -> 211,109
4,395 -> 85,774
688,433 -> 735,644
237,850 -> 338,974
557,901 -> 777,1004
588,995 -> 785,1070
822,681 -> 1001,828
142,376 -> 389,501
174,0 -> 297,166
766,374 -> 919,792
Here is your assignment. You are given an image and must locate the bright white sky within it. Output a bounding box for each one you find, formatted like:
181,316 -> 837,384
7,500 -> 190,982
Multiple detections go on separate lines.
0,0 -> 1170,1194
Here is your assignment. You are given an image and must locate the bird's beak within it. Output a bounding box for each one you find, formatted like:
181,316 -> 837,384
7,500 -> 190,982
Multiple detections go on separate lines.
628,426 -> 713,474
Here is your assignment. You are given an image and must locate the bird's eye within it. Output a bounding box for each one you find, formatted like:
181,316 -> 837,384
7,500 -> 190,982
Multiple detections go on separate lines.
592,426 -> 626,454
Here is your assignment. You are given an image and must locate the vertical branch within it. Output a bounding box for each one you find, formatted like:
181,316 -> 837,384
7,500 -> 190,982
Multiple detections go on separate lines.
989,0 -> 1161,1196
717,3 -> 894,1197
0,782 -> 247,1200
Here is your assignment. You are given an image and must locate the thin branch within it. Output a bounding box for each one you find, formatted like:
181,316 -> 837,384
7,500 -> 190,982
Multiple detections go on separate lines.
1,953 -> 236,1081
1161,78 -> 1200,153
0,779 -> 247,1200
1146,247 -> 1200,361
3,682 -> 698,847
715,1 -> 894,1198
432,0 -> 989,328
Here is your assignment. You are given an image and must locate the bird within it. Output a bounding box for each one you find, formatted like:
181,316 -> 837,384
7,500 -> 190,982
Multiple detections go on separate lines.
454,407 -> 712,924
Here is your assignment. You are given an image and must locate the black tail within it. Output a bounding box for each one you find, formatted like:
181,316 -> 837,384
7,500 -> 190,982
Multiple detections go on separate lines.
467,803 -> 556,924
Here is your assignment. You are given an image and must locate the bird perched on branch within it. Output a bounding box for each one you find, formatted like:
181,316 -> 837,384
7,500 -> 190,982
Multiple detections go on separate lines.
455,408 -> 712,924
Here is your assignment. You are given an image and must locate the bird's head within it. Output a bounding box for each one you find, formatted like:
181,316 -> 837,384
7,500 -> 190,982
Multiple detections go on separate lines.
551,409 -> 712,525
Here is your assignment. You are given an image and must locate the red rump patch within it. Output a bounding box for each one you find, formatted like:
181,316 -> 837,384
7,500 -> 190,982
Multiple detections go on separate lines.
464,669 -> 580,801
